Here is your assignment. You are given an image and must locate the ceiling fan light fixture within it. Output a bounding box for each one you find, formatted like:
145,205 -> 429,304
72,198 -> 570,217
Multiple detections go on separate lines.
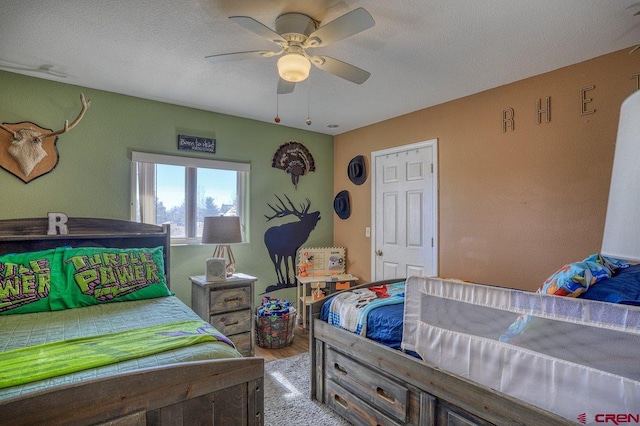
277,53 -> 311,82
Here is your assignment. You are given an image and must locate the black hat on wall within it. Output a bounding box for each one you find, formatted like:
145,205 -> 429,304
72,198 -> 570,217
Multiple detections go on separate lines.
348,155 -> 367,185
333,190 -> 351,220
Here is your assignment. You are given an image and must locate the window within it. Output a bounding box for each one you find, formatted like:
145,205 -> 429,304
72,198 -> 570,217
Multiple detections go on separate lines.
131,151 -> 249,244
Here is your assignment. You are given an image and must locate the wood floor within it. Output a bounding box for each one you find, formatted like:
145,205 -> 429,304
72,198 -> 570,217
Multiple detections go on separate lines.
254,325 -> 309,362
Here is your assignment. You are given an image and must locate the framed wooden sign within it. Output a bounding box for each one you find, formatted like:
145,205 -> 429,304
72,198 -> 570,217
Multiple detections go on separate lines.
177,134 -> 216,154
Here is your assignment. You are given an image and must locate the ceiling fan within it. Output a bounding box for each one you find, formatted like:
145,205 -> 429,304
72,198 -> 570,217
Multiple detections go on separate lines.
206,7 -> 375,94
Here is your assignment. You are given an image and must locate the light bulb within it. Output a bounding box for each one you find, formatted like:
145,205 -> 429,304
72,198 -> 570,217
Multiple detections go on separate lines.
277,54 -> 311,83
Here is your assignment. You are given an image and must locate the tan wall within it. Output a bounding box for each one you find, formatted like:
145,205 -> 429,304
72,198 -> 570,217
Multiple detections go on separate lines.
334,47 -> 640,291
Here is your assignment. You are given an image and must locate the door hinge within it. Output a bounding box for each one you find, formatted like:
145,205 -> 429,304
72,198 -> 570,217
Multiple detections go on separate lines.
430,163 -> 433,173
431,237 -> 434,247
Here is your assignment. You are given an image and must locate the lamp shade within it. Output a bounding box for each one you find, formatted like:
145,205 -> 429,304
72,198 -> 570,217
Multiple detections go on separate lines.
277,53 -> 311,83
202,216 -> 242,244
601,90 -> 640,261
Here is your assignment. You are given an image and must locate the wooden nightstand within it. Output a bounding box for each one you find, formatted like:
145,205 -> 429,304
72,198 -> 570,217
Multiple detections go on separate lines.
190,273 -> 257,357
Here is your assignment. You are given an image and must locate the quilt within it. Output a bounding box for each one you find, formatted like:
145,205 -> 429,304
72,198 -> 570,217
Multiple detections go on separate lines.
327,282 -> 405,336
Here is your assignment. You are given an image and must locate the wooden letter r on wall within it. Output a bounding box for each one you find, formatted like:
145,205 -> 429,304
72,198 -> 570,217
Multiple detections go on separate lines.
48,212 -> 69,235
502,108 -> 515,132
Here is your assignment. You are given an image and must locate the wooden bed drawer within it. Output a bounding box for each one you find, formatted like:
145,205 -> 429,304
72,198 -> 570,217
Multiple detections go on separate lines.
327,379 -> 403,426
326,348 -> 408,422
438,401 -> 495,426
446,411 -> 486,426
209,286 -> 251,312
210,309 -> 252,336
227,331 -> 252,356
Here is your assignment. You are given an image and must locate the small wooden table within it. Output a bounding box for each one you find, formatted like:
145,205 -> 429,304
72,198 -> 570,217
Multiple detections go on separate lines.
296,273 -> 358,331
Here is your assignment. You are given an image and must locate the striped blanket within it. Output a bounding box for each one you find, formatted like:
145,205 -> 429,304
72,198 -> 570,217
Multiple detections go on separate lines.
327,282 -> 405,336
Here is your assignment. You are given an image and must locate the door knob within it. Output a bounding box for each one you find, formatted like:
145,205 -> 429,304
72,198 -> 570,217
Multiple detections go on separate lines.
375,250 -> 383,256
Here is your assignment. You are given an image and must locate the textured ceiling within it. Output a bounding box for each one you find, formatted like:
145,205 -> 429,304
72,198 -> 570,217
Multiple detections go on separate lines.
1,1 -> 639,135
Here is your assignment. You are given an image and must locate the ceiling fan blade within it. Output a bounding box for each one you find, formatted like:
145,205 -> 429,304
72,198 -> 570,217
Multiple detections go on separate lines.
277,78 -> 296,95
206,50 -> 277,63
306,8 -> 374,47
313,56 -> 371,84
229,16 -> 286,45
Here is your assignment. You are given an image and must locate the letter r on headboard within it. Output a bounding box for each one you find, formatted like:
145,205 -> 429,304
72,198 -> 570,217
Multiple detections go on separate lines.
48,212 -> 69,235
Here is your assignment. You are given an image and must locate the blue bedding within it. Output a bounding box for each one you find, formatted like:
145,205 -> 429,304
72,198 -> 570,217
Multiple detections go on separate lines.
320,294 -> 405,349
580,263 -> 640,305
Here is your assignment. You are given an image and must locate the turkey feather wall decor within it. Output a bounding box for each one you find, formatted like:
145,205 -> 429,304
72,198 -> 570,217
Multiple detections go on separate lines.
271,140 -> 315,188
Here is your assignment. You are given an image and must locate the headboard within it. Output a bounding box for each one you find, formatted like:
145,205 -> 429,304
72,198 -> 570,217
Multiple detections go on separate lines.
0,217 -> 171,288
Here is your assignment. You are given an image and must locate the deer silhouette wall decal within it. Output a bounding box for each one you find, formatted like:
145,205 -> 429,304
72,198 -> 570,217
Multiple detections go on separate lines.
264,195 -> 321,292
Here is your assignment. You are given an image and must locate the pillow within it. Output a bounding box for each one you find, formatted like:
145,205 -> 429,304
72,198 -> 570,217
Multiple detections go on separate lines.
0,248 -> 61,315
583,253 -> 632,274
538,260 -> 611,297
502,254 -> 633,342
537,253 -> 632,298
50,246 -> 172,310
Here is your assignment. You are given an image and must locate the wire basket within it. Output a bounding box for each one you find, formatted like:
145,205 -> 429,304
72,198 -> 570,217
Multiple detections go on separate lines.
255,307 -> 296,349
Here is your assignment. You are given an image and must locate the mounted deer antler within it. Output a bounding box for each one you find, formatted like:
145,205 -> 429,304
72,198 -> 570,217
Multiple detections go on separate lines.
0,123 -> 17,139
36,93 -> 91,141
0,93 -> 91,179
265,194 -> 311,221
0,93 -> 91,143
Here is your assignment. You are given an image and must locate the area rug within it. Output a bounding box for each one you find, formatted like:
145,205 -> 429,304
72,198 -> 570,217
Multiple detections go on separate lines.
264,352 -> 349,426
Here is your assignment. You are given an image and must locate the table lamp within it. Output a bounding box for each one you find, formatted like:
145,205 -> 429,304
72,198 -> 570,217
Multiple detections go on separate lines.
202,216 -> 242,279
601,90 -> 640,261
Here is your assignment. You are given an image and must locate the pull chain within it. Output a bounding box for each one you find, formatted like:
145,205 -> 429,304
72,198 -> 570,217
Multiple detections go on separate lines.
274,92 -> 281,123
305,76 -> 312,126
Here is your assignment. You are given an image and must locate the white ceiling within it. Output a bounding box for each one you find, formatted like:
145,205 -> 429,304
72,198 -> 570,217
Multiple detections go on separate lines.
1,1 -> 639,135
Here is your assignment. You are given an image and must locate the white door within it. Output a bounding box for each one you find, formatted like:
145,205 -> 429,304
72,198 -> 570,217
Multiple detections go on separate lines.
372,140 -> 438,280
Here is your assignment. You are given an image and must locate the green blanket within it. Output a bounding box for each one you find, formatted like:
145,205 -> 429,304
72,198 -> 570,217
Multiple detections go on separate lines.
0,320 -> 235,389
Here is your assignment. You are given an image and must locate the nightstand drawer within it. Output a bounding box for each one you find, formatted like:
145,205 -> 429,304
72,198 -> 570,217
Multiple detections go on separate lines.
210,309 -> 252,336
228,331 -> 252,356
209,287 -> 251,312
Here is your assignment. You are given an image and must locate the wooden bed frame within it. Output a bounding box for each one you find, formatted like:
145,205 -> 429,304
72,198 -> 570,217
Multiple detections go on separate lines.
0,216 -> 264,426
308,279 -> 574,426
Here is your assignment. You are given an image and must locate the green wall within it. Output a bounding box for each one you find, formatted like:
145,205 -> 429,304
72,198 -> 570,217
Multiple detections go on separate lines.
0,71 -> 334,307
